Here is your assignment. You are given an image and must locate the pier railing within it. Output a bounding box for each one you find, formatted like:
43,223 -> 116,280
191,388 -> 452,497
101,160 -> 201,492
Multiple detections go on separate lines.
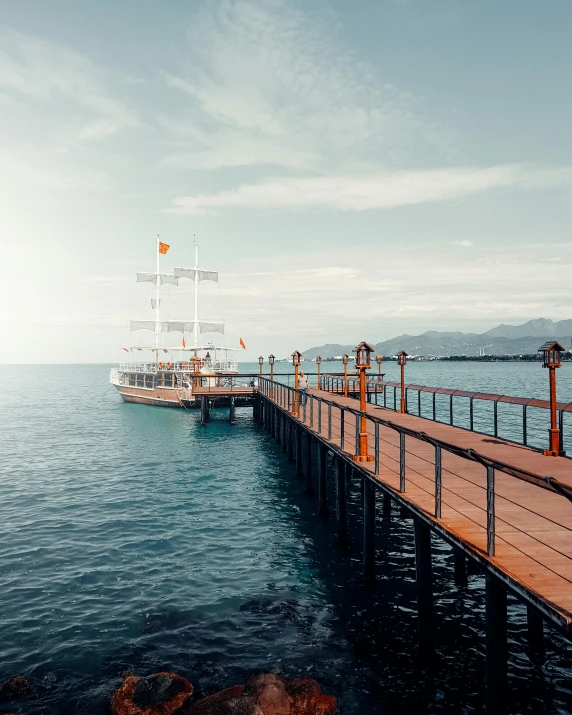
258,377 -> 572,613
320,374 -> 571,454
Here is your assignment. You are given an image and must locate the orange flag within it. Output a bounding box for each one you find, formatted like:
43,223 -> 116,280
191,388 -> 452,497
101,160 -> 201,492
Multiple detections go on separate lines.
239,338 -> 246,349
159,241 -> 170,254
182,336 -> 186,348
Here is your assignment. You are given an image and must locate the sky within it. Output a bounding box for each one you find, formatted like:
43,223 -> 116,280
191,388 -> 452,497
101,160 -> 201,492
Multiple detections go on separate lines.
1,0 -> 571,363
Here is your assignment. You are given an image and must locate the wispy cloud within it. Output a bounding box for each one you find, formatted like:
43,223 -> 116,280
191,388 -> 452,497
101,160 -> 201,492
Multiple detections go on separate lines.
167,164 -> 572,214
0,29 -> 139,142
161,0 -> 449,172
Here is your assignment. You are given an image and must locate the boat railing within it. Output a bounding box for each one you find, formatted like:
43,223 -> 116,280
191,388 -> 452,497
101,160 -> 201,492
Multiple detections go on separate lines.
117,360 -> 239,373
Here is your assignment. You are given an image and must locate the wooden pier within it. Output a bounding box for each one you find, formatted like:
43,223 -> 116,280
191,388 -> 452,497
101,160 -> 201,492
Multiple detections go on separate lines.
249,377 -> 572,713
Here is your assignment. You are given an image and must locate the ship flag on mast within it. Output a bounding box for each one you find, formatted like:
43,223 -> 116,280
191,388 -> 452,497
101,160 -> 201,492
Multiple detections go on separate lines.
159,241 -> 170,254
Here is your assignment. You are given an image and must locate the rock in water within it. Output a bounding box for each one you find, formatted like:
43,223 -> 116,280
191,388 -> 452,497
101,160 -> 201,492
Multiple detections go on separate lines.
284,678 -> 337,715
183,674 -> 337,715
0,675 -> 34,701
111,672 -> 193,715
243,674 -> 292,715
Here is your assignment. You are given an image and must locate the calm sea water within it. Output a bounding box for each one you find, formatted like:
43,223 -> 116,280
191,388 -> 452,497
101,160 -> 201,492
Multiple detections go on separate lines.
1,362 -> 571,714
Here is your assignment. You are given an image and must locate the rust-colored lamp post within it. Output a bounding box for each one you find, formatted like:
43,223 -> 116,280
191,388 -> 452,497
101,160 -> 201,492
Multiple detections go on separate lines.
269,353 -> 275,398
258,355 -> 264,378
342,353 -> 349,397
353,341 -> 375,462
316,355 -> 322,390
539,341 -> 565,456
376,354 -> 383,376
397,350 -> 408,413
291,350 -> 302,416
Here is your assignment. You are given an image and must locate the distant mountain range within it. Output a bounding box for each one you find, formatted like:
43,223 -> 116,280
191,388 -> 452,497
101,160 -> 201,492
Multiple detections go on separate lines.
302,319 -> 572,359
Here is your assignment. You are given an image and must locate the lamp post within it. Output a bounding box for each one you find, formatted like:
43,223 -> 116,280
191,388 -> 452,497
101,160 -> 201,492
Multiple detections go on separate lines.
376,354 -> 383,376
316,355 -> 322,390
539,341 -> 565,456
258,355 -> 264,378
269,354 -> 275,398
397,351 -> 408,414
353,341 -> 375,462
342,353 -> 349,397
291,350 -> 302,416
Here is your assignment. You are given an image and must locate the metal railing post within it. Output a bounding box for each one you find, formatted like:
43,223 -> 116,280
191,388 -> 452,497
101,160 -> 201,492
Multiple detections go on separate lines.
310,395 -> 314,428
341,408 -> 345,450
435,445 -> 442,518
374,421 -> 380,475
400,432 -> 406,492
418,390 -> 421,417
523,404 -> 527,446
487,466 -> 495,556
449,394 -> 453,425
470,397 -> 474,431
318,397 -> 322,435
432,392 -> 436,421
328,404 -> 332,440
494,401 -> 498,438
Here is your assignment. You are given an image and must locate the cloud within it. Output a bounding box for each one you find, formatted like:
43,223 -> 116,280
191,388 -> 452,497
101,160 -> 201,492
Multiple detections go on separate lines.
0,29 -> 139,143
452,240 -> 474,247
161,0 -> 449,171
167,163 -> 572,214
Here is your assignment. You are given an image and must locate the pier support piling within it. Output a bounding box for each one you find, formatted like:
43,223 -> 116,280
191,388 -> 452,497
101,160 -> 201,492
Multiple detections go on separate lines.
414,519 -> 433,651
363,478 -> 376,580
527,604 -> 545,663
485,573 -> 507,714
318,443 -> 328,514
336,458 -> 349,546
281,413 -> 287,452
229,397 -> 236,425
295,426 -> 303,476
287,419 -> 294,461
382,493 -> 391,519
200,396 -> 209,425
304,433 -> 314,494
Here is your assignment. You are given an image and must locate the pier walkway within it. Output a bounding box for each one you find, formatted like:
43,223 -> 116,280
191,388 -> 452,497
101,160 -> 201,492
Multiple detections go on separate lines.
258,379 -> 572,633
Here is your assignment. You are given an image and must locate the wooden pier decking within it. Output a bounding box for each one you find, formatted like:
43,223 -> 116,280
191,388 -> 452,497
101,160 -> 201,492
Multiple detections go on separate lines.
259,381 -> 572,632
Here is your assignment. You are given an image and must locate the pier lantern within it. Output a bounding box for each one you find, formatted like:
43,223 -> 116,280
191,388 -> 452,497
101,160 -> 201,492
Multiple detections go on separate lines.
291,350 -> 302,416
352,341 -> 375,463
539,341 -> 565,456
258,355 -> 264,377
316,355 -> 322,390
355,342 -> 373,370
376,354 -> 383,376
342,353 -> 350,397
397,350 -> 408,414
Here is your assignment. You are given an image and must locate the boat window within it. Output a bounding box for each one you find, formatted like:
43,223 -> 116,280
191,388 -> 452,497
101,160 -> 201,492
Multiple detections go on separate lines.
144,374 -> 154,389
129,373 -> 136,387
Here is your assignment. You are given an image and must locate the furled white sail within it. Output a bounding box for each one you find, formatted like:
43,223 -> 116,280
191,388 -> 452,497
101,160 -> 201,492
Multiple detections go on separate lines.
137,272 -> 157,284
159,273 -> 179,286
198,270 -> 218,282
199,321 -> 225,334
129,320 -> 156,331
162,321 -> 195,333
136,273 -> 179,286
174,267 -> 218,282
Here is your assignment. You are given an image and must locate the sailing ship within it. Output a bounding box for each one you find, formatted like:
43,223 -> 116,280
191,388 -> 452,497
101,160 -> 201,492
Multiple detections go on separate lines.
110,239 -> 238,407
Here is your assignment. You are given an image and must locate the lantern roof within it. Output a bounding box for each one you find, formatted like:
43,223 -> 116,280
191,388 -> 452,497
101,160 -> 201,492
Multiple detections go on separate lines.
397,350 -> 409,357
354,341 -> 374,353
539,341 -> 565,353
376,354 -> 383,360
291,349 -> 302,358
269,353 -> 275,359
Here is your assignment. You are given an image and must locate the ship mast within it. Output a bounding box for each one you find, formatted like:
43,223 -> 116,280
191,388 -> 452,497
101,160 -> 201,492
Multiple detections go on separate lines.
155,234 -> 161,363
193,236 -> 199,348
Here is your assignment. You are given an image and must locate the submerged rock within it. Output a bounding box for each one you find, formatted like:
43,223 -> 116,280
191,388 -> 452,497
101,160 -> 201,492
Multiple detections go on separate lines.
184,674 -> 336,715
0,675 -> 34,701
111,672 -> 193,715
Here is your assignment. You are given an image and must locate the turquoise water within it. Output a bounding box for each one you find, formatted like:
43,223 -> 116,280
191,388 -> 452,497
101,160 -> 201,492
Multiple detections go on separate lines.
1,363 -> 572,714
